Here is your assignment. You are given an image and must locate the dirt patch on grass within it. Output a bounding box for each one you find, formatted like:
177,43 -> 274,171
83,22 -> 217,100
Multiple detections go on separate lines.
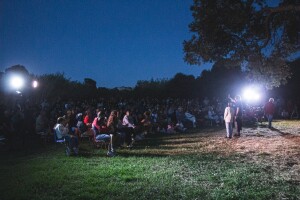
225,121 -> 300,183
147,120 -> 300,183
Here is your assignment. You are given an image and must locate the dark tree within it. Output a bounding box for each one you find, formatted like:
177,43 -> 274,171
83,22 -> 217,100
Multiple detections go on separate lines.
4,65 -> 30,75
166,73 -> 197,98
196,59 -> 244,99
84,78 -> 97,89
273,58 -> 300,99
184,0 -> 300,89
134,78 -> 168,98
1,65 -> 32,93
37,73 -> 72,101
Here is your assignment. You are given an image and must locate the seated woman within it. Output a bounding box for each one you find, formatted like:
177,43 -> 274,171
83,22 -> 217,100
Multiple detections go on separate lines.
83,109 -> 94,129
54,117 -> 79,155
92,111 -> 110,141
81,109 -> 95,138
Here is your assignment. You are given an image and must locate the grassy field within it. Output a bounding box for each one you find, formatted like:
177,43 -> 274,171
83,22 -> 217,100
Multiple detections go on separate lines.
0,120 -> 299,200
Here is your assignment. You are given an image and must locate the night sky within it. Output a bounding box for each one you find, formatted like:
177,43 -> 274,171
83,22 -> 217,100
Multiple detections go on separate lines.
0,0 -> 211,88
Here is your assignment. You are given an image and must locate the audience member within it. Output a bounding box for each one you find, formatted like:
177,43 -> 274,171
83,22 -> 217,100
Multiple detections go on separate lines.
54,117 -> 79,155
92,111 -> 110,142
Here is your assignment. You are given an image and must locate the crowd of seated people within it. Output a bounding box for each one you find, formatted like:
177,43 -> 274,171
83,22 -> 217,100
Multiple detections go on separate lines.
1,95 -> 298,154
0,96 -> 227,152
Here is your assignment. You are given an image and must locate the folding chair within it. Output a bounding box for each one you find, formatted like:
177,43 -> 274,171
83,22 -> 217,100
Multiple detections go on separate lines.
92,129 -> 110,149
53,129 -> 73,156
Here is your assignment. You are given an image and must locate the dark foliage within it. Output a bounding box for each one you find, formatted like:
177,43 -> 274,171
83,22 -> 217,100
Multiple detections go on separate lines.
183,0 -> 300,89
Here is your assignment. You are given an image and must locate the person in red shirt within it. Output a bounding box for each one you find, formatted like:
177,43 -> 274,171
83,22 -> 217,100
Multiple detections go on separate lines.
264,98 -> 275,128
82,109 -> 95,139
83,110 -> 93,128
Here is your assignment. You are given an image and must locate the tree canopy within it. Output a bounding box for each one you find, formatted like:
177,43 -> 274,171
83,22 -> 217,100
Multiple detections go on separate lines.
4,65 -> 30,75
183,0 -> 300,89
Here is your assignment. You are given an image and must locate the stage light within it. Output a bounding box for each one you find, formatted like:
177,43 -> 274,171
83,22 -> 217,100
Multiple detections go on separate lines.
10,76 -> 24,90
32,80 -> 38,88
243,87 -> 261,102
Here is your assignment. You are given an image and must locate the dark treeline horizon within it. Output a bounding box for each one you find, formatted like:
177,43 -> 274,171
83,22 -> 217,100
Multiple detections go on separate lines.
1,58 -> 299,106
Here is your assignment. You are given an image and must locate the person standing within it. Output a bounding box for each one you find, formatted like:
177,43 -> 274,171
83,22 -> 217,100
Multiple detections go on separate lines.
224,102 -> 235,138
121,110 -> 136,147
264,98 -> 275,128
229,95 -> 243,137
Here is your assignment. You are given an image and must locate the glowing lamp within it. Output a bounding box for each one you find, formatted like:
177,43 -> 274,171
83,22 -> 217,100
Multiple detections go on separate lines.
10,76 -> 24,90
32,80 -> 38,88
243,87 -> 260,102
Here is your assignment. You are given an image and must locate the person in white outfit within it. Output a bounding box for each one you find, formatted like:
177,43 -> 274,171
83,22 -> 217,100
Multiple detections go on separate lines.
224,102 -> 235,138
54,117 -> 79,155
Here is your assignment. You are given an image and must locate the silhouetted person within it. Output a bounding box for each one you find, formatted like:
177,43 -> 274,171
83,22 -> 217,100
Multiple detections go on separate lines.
229,95 -> 243,136
264,98 -> 275,128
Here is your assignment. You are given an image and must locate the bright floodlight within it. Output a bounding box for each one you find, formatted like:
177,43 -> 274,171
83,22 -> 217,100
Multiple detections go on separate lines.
243,87 -> 260,102
10,76 -> 24,90
32,80 -> 38,88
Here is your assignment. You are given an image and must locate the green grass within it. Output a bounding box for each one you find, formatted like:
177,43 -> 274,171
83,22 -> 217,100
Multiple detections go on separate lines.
0,130 -> 299,200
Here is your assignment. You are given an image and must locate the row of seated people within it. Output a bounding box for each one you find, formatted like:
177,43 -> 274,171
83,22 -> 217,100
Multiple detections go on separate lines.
53,109 -> 151,157
1,97 -> 226,153
34,99 -> 217,152
36,102 -> 220,150
50,106 -> 199,145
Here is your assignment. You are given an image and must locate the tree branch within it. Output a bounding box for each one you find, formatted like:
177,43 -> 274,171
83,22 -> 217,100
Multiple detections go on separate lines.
262,5 -> 300,48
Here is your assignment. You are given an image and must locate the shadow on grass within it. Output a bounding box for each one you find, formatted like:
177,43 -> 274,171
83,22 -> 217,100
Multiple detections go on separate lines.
0,126 -> 237,159
75,130 -> 218,158
270,127 -> 290,135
